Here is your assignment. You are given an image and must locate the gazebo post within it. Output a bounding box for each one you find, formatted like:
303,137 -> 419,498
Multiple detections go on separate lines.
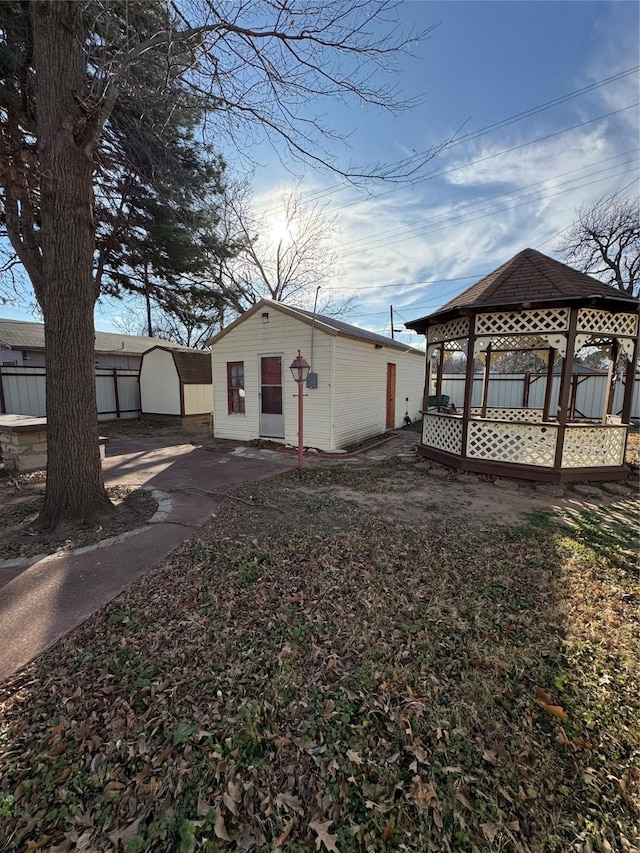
522,372 -> 531,408
542,347 -> 556,422
435,343 -> 445,410
569,374 -> 579,420
553,308 -> 578,470
603,340 -> 619,422
620,335 -> 638,423
461,316 -> 476,459
480,342 -> 492,418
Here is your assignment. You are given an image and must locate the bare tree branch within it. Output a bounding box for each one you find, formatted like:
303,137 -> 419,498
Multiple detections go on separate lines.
556,194 -> 640,297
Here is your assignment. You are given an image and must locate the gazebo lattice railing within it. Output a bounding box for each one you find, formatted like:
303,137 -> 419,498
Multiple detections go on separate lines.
422,307 -> 638,481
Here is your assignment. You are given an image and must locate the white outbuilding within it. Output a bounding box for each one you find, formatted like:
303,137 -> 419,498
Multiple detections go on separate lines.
139,346 -> 212,428
208,300 -> 424,452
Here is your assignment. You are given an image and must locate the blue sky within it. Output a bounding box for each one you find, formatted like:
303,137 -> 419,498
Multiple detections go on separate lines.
3,1 -> 639,346
243,0 -> 640,347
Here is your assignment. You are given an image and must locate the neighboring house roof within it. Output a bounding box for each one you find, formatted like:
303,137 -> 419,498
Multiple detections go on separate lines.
0,318 -> 186,356
208,299 -> 423,355
406,248 -> 639,330
143,346 -> 212,384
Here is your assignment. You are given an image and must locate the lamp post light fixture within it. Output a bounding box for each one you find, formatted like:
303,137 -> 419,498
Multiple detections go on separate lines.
289,350 -> 311,468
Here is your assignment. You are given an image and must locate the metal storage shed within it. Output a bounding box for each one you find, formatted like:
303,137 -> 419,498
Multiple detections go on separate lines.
140,346 -> 212,429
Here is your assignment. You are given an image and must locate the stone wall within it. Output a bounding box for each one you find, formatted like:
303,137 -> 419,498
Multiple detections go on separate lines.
0,426 -> 48,473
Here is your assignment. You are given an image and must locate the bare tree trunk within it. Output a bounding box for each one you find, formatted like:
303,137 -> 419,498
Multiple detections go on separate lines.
144,263 -> 153,337
32,1 -> 113,529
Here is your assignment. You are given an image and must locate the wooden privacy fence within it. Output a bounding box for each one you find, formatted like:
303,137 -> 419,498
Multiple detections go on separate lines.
439,372 -> 640,420
0,366 -> 141,420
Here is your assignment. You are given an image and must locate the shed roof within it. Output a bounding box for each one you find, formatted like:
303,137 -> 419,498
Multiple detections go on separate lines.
141,346 -> 212,384
406,248 -> 639,331
208,299 -> 423,354
171,349 -> 212,384
0,318 -> 187,356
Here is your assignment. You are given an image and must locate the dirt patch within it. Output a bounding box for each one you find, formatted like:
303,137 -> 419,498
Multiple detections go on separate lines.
99,418 -> 212,440
288,459 -> 638,529
0,485 -> 158,560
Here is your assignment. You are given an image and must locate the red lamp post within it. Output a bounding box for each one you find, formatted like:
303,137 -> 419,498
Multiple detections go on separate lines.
289,350 -> 311,468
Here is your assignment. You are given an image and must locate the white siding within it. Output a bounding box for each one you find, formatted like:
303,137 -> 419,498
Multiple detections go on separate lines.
184,383 -> 213,415
211,308 -> 334,448
140,349 -> 181,415
333,339 -> 424,448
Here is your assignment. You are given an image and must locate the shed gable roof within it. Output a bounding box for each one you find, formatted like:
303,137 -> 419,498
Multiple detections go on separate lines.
208,299 -> 423,354
171,350 -> 212,384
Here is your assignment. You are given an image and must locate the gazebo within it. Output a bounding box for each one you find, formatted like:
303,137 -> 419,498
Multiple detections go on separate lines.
405,248 -> 639,483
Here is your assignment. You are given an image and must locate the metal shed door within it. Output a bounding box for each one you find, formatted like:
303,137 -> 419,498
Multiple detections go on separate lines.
259,355 -> 284,438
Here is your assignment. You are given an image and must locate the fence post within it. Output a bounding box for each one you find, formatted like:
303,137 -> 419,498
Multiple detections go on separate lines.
0,368 -> 5,414
113,368 -> 121,419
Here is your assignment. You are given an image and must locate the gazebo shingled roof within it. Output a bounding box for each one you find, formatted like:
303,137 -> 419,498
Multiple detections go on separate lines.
407,249 -> 638,333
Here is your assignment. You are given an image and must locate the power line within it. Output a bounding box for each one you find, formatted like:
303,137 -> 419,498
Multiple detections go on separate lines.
329,102 -> 639,219
323,274 -> 482,292
337,163 -> 636,259
324,172 -> 638,320
534,176 -> 640,249
261,66 -> 640,213
336,148 -> 638,253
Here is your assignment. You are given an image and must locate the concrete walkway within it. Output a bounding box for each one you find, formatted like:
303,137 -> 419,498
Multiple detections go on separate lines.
0,431 -> 420,681
0,436 -> 297,680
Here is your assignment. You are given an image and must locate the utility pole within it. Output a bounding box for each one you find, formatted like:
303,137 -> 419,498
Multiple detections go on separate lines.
389,305 -> 403,340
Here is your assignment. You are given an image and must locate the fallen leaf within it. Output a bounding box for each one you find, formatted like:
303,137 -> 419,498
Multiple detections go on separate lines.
274,818 -> 294,847
172,721 -> 198,744
214,811 -> 231,841
480,820 -> 500,842
25,840 -> 51,852
309,819 -> 340,852
383,819 -> 396,840
534,698 -> 569,720
108,815 -> 143,848
276,792 -> 303,814
346,749 -> 363,766
223,790 -> 239,817
534,685 -> 554,704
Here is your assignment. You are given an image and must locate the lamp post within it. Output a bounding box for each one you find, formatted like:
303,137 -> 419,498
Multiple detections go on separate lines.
289,350 -> 311,468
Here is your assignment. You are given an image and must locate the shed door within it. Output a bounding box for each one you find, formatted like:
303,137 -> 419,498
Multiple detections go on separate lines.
259,355 -> 284,438
386,363 -> 396,429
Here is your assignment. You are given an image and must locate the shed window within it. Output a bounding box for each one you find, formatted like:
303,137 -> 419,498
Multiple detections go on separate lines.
227,361 -> 245,414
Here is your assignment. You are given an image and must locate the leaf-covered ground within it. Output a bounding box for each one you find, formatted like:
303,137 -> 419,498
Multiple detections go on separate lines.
0,486 -> 158,560
0,462 -> 638,853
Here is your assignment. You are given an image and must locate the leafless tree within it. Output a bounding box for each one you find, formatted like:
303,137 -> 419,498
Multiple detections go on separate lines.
1,0 -> 440,529
220,181 -> 353,317
556,194 -> 640,297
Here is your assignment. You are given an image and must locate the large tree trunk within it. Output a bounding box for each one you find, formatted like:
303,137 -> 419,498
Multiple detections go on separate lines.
32,1 -> 113,529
